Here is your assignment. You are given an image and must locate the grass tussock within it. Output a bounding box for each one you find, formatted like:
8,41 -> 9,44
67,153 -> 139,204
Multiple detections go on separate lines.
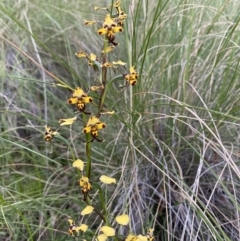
1,0 -> 240,241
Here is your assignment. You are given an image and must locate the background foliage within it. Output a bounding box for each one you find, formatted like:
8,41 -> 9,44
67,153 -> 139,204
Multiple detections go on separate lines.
1,0 -> 240,240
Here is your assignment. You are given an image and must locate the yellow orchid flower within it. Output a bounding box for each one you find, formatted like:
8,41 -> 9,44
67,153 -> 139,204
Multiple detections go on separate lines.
97,14 -> 123,45
68,219 -> 88,236
68,219 -> 76,236
124,66 -> 138,86
83,116 -> 106,141
78,176 -> 92,193
68,87 -> 93,113
44,126 -> 59,142
88,53 -> 98,66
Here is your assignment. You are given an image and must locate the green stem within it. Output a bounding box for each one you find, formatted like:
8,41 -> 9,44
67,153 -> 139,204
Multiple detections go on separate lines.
93,183 -> 109,224
83,113 -> 92,179
85,195 -> 106,222
96,40 -> 108,118
85,136 -> 92,179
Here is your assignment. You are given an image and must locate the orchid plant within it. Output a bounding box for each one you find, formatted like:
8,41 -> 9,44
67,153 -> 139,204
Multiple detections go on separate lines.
44,1 -> 153,240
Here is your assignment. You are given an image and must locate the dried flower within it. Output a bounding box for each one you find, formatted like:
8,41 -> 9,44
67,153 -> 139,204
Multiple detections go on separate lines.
59,116 -> 77,126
